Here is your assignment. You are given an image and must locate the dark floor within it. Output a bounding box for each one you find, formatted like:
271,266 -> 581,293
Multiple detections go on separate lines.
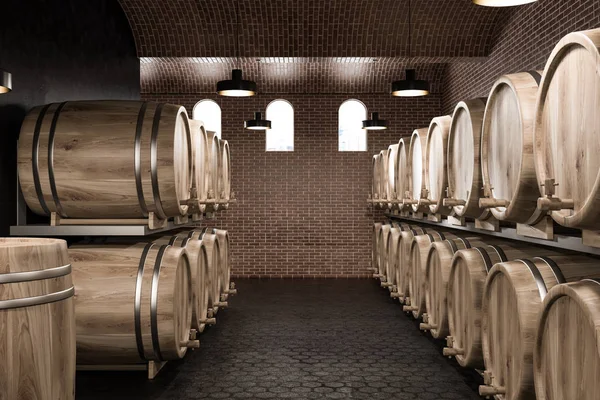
76,279 -> 481,399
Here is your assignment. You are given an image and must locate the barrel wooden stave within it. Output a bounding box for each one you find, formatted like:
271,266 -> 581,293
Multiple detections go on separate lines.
481,73 -> 544,224
426,116 -> 453,215
71,243 -> 192,364
534,29 -> 600,229
0,238 -> 75,400
372,154 -> 382,204
205,131 -> 221,204
447,99 -> 489,219
447,243 -> 562,368
17,100 -> 192,219
396,139 -> 409,211
395,226 -> 427,300
534,280 -> 600,400
372,223 -> 383,274
408,129 -> 428,212
218,139 -> 231,206
188,119 -> 209,210
387,144 -> 399,206
482,255 -> 600,400
379,149 -> 390,207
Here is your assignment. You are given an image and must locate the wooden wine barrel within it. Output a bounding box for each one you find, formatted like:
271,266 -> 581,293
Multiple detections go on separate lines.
534,279 -> 600,400
0,238 -> 75,400
446,99 -> 489,219
480,255 -> 600,400
446,243 -> 561,368
71,243 -> 193,364
379,149 -> 390,207
480,72 -> 544,224
189,119 -> 209,212
396,138 -> 409,211
384,222 -> 412,291
152,234 -> 211,332
218,139 -> 231,207
534,29 -> 600,230
372,222 -> 383,275
372,154 -> 382,205
378,224 -> 392,280
17,100 -> 192,220
206,131 -> 221,207
387,143 -> 399,206
425,116 -> 453,215
407,128 -> 428,212
423,237 -> 487,339
204,228 -> 231,296
406,231 -> 457,318
186,229 -> 222,312
395,226 -> 428,301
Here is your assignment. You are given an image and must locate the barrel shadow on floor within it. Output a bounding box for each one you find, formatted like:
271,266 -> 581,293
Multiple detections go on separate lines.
76,279 -> 481,399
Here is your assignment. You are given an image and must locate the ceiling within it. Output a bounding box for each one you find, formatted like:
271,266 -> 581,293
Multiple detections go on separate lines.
119,0 -> 512,93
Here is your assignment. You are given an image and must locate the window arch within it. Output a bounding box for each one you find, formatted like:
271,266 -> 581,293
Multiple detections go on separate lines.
338,99 -> 367,151
193,100 -> 222,138
266,99 -> 294,152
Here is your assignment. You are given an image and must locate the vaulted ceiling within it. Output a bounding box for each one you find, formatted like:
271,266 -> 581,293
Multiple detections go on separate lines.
118,0 -> 512,93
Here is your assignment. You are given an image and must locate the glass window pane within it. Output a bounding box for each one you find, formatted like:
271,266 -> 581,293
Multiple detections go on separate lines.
193,100 -> 221,138
266,100 -> 294,152
338,100 -> 367,151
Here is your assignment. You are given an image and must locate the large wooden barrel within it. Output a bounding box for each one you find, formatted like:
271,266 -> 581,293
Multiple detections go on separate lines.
396,138 -> 409,211
534,29 -> 600,230
371,154 -> 382,205
425,116 -> 453,215
152,234 -> 211,332
377,224 -> 392,280
395,226 -> 428,301
204,228 -> 231,296
0,238 -> 75,400
189,119 -> 209,212
384,222 -> 411,291
407,128 -> 429,212
371,222 -> 383,274
534,279 -> 600,400
480,255 -> 600,400
446,99 -> 489,219
387,144 -> 399,207
71,243 -> 193,364
218,139 -> 231,207
406,231 -> 457,318
423,237 -> 487,339
446,243 -> 561,368
206,131 -> 221,206
480,72 -> 544,224
186,229 -> 222,312
17,100 -> 192,220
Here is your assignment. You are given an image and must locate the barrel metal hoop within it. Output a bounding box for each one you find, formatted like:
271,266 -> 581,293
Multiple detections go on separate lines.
535,256 -> 567,285
181,237 -> 191,247
32,104 -> 53,216
584,278 -> 600,287
186,231 -> 196,240
447,239 -> 459,254
168,236 -> 178,246
0,263 -> 71,284
0,286 -> 74,311
134,243 -> 154,361
487,244 -> 508,262
47,101 -> 68,217
134,102 -> 149,217
527,70 -> 542,86
150,103 -> 167,220
460,238 -> 472,249
474,247 -> 494,273
518,259 -> 548,299
426,233 -> 435,243
437,232 -> 446,241
150,244 -> 169,362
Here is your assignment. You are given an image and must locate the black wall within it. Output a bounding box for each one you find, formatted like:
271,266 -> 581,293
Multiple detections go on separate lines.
0,0 -> 140,234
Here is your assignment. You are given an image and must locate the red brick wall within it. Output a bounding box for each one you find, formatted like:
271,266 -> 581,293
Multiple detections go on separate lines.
442,0 -> 600,114
142,93 -> 441,277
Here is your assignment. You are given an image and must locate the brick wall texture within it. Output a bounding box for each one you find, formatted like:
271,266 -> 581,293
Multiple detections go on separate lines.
139,0 -> 600,278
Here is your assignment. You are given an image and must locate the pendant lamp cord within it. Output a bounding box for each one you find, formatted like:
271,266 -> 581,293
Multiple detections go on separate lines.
236,0 -> 240,66
408,0 -> 412,67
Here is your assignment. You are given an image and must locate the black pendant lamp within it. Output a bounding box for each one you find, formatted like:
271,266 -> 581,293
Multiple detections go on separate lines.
0,70 -> 12,93
362,112 -> 388,130
473,0 -> 536,6
391,0 -> 430,97
216,1 -> 257,97
245,112 -> 271,130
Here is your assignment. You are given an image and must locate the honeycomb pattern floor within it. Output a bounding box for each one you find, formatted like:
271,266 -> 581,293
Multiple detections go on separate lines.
76,279 -> 482,399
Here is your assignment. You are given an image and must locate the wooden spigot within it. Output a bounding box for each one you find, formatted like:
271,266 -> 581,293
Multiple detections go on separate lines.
181,340 -> 200,349
220,293 -> 228,302
381,281 -> 393,288
403,305 -> 418,312
479,385 -> 505,397
479,198 -> 510,208
420,322 -> 437,331
442,347 -> 464,357
403,198 -> 418,205
372,273 -> 383,279
422,313 -> 429,323
391,285 -> 397,292
231,191 -> 236,200
226,288 -> 238,295
202,317 -> 216,325
207,308 -> 214,318
443,198 -> 466,207
537,178 -> 574,211
230,282 -> 236,290
483,371 -> 493,385
215,301 -> 228,308
189,329 -> 198,340
390,292 -> 401,298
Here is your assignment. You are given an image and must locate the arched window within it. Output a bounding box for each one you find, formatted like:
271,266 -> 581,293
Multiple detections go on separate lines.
266,99 -> 294,152
338,99 -> 367,151
193,100 -> 221,138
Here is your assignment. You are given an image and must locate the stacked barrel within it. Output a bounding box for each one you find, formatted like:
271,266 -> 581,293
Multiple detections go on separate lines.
370,28 -> 600,400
